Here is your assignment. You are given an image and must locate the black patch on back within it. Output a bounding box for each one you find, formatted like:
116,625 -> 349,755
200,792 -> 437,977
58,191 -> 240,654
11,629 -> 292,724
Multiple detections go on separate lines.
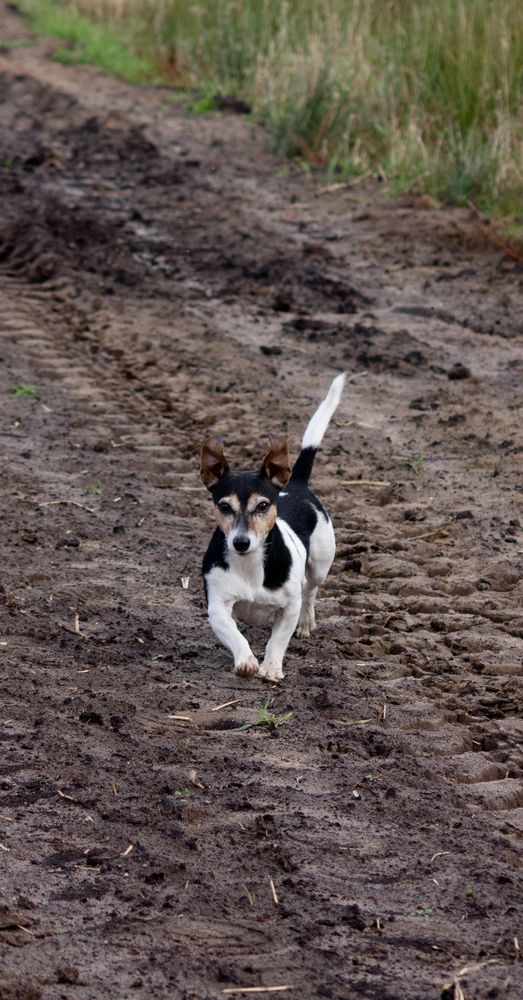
277,482 -> 328,555
202,528 -> 228,604
263,524 -> 292,590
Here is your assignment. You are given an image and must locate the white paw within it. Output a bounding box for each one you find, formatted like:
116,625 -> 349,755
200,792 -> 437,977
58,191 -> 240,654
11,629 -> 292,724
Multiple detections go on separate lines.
234,655 -> 259,678
259,659 -> 284,684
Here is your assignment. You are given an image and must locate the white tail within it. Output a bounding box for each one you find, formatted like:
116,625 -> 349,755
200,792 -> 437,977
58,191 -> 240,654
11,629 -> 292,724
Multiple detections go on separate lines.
301,372 -> 346,450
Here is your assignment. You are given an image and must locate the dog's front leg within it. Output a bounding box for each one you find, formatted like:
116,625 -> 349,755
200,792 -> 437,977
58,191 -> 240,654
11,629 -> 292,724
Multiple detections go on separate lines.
208,598 -> 259,677
259,597 -> 301,683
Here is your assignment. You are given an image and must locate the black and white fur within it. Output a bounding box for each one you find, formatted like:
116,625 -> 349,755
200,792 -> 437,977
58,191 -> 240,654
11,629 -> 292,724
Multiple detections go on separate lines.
200,373 -> 345,682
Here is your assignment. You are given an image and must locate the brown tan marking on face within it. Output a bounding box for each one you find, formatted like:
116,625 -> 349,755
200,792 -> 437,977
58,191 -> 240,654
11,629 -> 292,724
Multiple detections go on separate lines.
214,494 -> 240,535
246,493 -> 277,539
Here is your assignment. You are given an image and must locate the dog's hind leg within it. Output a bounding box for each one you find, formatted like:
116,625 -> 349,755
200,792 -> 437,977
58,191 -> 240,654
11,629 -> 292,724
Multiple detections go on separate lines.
296,581 -> 319,638
296,514 -> 336,638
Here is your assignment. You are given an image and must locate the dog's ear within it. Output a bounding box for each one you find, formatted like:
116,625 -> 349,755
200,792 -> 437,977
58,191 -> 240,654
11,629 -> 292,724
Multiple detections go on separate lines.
261,438 -> 291,486
200,437 -> 229,488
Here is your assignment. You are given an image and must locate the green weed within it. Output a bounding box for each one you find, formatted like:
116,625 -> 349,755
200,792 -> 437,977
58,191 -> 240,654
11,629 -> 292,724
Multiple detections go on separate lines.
410,906 -> 433,918
0,38 -> 32,50
11,384 -> 38,397
237,696 -> 293,732
405,450 -> 425,474
86,483 -> 102,495
16,0 -> 153,83
188,93 -> 217,115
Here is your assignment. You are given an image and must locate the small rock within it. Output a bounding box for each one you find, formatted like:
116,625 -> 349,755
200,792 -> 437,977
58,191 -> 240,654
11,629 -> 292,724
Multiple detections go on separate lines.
448,362 -> 471,380
341,903 -> 366,930
260,345 -> 282,356
56,537 -> 80,548
56,965 -> 79,985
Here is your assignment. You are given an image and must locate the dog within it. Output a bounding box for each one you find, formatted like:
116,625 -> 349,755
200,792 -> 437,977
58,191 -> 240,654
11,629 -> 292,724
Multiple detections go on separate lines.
200,372 -> 345,682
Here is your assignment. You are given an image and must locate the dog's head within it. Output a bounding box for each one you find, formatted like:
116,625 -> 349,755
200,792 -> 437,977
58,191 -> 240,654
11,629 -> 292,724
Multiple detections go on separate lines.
200,437 -> 291,556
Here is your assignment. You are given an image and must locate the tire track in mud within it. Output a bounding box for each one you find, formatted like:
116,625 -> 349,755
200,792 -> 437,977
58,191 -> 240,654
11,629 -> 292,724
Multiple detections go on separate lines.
0,25 -> 522,999
3,269 -> 520,838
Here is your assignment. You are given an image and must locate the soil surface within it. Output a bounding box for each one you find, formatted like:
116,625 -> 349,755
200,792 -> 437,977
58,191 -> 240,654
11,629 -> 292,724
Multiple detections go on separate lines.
1,6 -> 522,999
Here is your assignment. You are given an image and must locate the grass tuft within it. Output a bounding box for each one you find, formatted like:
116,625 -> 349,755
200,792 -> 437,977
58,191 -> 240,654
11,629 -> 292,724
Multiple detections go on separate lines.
11,384 -> 38,397
16,0 -> 523,214
236,696 -> 293,732
16,0 -> 153,82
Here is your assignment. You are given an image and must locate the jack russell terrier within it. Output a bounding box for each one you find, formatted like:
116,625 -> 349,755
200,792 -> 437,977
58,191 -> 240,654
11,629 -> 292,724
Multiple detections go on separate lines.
200,372 -> 345,682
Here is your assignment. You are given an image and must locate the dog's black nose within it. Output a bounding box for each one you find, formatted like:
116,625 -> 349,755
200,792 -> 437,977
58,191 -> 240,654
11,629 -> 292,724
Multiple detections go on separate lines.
233,536 -> 250,553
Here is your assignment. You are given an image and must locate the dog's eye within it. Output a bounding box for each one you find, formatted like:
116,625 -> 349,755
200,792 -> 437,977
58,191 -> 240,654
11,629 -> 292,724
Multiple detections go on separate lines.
217,502 -> 234,516
255,501 -> 271,514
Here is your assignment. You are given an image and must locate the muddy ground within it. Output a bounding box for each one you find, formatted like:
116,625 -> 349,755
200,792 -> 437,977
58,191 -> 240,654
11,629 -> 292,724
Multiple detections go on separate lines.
0,5 -> 522,998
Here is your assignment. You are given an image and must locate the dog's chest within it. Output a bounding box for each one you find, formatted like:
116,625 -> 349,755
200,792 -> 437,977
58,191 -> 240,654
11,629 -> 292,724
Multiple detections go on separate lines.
227,564 -> 288,608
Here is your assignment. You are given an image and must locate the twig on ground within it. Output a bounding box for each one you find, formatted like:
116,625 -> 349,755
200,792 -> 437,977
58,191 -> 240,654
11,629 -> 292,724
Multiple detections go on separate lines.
242,884 -> 255,908
222,987 -> 291,995
406,527 -> 449,542
331,718 -> 371,726
189,769 -> 205,790
211,699 -> 241,712
342,479 -> 391,487
269,877 -> 279,904
57,620 -> 87,639
39,499 -> 97,514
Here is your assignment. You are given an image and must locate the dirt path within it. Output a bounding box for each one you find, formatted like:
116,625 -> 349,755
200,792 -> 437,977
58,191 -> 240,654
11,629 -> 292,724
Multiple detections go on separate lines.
1,6 -> 522,998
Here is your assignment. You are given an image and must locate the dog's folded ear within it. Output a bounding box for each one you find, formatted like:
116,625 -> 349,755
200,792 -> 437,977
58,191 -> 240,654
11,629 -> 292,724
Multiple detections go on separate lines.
262,438 -> 291,486
200,437 -> 229,488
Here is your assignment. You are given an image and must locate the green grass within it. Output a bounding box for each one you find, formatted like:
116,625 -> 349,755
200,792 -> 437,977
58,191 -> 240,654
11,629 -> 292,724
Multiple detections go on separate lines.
11,384 -> 38,397
16,0 -> 523,215
236,696 -> 293,732
0,38 -> 32,50
16,0 -> 153,82
405,450 -> 426,474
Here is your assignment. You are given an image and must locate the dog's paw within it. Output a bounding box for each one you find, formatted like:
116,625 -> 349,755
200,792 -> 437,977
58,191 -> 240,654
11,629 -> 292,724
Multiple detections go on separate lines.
234,655 -> 259,678
296,614 -> 316,639
296,622 -> 310,639
259,659 -> 284,684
